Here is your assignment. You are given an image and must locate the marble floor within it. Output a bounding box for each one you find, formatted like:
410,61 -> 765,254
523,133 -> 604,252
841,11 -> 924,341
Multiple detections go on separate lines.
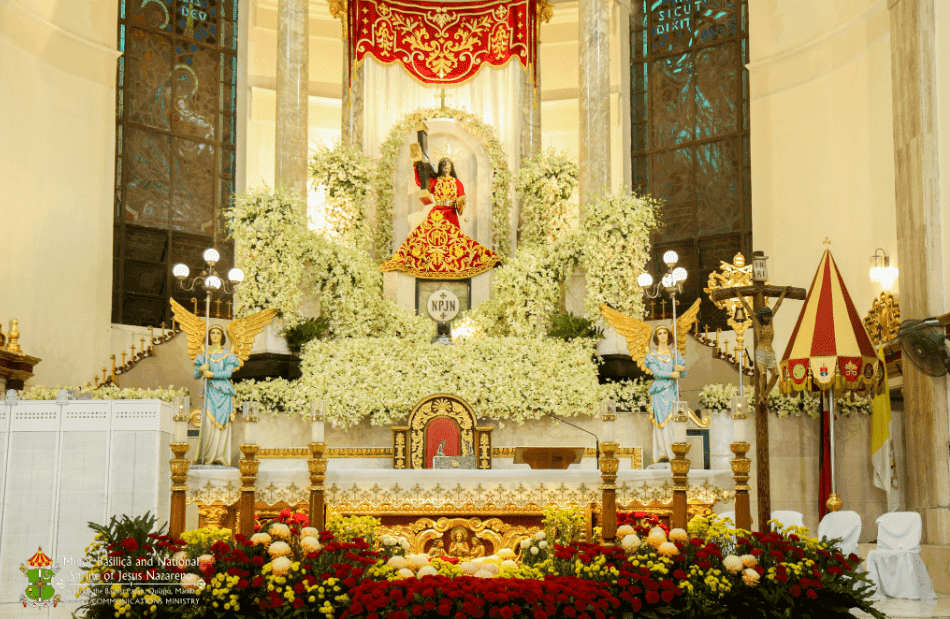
852,593 -> 950,618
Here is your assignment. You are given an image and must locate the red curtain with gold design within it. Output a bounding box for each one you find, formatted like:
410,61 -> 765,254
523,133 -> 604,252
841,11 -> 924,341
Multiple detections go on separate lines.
347,0 -> 543,85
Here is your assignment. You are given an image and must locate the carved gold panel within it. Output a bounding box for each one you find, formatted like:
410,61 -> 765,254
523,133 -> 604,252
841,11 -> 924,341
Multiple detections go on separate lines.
379,517 -> 541,557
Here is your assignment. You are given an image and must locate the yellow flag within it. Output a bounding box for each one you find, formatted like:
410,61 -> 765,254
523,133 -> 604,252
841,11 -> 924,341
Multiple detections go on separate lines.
870,348 -> 891,491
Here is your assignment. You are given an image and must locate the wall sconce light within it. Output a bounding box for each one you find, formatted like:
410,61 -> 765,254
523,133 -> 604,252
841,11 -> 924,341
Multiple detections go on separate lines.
869,248 -> 899,289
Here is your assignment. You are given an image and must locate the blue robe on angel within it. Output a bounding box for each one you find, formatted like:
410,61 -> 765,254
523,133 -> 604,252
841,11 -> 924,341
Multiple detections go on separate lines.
195,351 -> 240,465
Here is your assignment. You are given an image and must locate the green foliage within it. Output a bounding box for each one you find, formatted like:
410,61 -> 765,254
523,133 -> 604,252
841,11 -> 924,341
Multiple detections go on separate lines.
281,316 -> 332,353
546,311 -> 604,341
86,511 -> 167,548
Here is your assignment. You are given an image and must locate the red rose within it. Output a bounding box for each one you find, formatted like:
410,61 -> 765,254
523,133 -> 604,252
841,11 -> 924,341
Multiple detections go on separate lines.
790,585 -> 801,597
645,591 -> 660,605
661,590 -> 675,603
121,538 -> 138,551
806,589 -> 818,599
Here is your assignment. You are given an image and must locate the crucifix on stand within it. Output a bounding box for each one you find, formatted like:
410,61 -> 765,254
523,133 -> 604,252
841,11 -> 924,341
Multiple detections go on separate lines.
709,251 -> 806,532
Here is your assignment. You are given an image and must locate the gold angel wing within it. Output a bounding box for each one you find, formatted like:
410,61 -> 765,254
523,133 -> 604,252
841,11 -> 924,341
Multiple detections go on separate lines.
170,297 -> 207,360
227,309 -> 278,368
675,298 -> 702,355
600,304 -> 653,373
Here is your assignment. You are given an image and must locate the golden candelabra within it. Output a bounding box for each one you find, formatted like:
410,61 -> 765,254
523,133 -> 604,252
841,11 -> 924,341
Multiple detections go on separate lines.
599,441 -> 619,543
239,444 -> 260,538
169,441 -> 191,539
730,441 -> 752,531
670,442 -> 691,530
308,442 -> 328,531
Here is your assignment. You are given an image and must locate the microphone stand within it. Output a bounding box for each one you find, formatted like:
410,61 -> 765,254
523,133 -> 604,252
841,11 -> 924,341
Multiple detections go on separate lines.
540,411 -> 601,470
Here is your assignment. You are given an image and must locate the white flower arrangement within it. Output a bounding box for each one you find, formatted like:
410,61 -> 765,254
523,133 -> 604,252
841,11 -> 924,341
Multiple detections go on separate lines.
19,384 -> 190,402
515,149 -> 578,246
309,143 -> 374,251
227,186 -> 309,325
235,337 -> 604,428
767,390 -> 872,419
373,107 -> 512,261
600,378 -> 651,412
580,190 -> 661,320
698,383 -> 753,413
462,189 -> 659,337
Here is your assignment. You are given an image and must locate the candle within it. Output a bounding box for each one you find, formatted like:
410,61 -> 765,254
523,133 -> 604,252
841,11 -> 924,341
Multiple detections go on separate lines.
244,401 -> 259,445
173,398 -> 187,443
244,415 -> 258,445
673,402 -> 688,443
311,401 -> 325,443
732,396 -> 747,443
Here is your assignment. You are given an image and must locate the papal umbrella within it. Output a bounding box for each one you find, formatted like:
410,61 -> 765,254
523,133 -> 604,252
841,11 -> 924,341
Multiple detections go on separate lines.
780,249 -> 882,516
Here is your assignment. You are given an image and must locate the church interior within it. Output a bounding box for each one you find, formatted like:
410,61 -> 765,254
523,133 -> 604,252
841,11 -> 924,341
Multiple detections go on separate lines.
1,0 -> 949,616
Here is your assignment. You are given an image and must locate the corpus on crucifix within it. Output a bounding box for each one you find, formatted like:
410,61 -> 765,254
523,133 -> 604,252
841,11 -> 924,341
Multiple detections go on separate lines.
709,251 -> 806,532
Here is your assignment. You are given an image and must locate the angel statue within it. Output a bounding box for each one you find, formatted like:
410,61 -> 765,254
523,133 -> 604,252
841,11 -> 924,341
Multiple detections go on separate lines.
171,299 -> 276,465
601,299 -> 701,463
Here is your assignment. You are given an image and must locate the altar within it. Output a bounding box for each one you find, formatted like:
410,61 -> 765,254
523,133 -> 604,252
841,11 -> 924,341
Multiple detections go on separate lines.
187,461 -> 734,554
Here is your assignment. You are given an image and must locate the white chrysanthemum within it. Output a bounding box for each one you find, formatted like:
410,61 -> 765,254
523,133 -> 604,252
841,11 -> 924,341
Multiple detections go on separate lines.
270,557 -> 292,576
381,535 -> 396,547
387,556 -> 408,570
250,532 -> 272,548
268,523 -> 291,541
180,573 -> 202,592
723,555 -> 744,574
534,531 -> 546,541
407,554 -> 429,569
197,554 -> 214,570
538,541 -> 548,549
657,542 -> 679,557
474,569 -> 494,578
300,536 -> 322,555
530,547 -> 539,556
621,534 -> 641,552
616,525 -> 636,537
742,568 -> 760,586
520,539 -> 532,550
669,528 -> 688,543
397,568 -> 415,579
300,527 -> 319,538
170,551 -> 188,569
417,566 -> 438,577
401,539 -> 411,550
497,548 -> 515,560
268,541 -> 292,559
741,554 -> 758,568
459,562 -> 479,575
501,559 -> 518,570
647,528 -> 667,549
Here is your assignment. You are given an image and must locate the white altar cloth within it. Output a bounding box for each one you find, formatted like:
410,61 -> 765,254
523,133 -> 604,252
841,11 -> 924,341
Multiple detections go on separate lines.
187,462 -> 733,509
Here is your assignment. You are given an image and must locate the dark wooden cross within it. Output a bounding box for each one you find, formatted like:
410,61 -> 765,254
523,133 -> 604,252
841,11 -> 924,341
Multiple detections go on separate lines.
710,272 -> 806,532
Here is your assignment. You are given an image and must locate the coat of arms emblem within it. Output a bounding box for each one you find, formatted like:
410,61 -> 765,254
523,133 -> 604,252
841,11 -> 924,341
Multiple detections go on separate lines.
20,547 -> 62,608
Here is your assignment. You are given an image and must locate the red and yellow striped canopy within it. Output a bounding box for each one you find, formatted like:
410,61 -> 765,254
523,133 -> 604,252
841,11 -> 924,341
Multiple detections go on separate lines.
780,249 -> 881,393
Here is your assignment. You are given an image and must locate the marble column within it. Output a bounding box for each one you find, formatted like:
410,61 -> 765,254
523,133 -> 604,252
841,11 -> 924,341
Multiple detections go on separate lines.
888,0 -> 950,544
519,66 -> 541,163
275,0 -> 309,198
578,0 -> 611,209
342,58 -> 364,150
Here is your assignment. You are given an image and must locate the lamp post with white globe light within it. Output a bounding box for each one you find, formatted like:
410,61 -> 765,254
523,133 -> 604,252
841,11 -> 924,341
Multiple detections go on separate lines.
638,250 -> 688,400
172,248 -> 245,428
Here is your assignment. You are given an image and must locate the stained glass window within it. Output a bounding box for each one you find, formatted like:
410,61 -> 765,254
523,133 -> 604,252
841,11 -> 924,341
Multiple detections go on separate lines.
113,0 -> 238,326
630,0 -> 750,329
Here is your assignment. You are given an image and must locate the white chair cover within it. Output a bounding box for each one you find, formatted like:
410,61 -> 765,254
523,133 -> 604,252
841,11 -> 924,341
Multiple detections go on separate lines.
771,510 -> 805,531
865,512 -> 937,600
817,510 -> 862,557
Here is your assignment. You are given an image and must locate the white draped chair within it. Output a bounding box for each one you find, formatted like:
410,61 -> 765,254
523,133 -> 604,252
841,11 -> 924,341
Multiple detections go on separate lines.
770,510 -> 805,531
865,512 -> 937,600
817,510 -> 862,556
